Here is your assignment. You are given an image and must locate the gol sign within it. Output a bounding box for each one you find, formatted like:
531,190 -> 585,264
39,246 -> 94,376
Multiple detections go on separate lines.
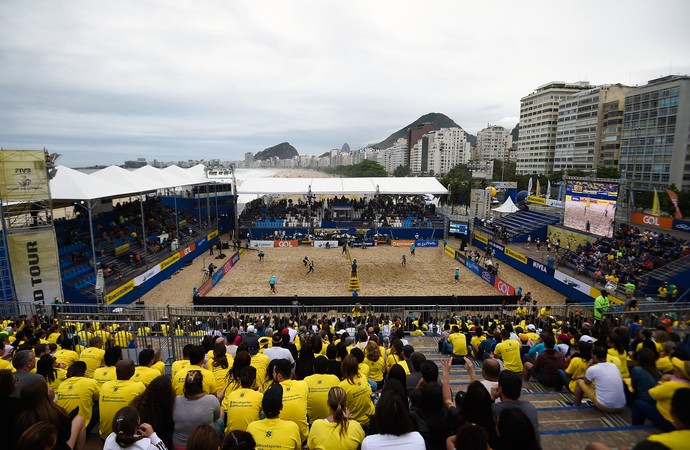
631,213 -> 673,230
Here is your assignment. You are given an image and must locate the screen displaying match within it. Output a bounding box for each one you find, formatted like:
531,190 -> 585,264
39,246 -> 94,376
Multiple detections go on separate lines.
449,221 -> 469,236
563,179 -> 618,237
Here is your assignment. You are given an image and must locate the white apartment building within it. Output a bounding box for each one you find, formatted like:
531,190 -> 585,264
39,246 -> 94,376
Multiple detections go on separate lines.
516,81 -> 593,174
477,125 -> 512,161
426,127 -> 471,175
379,138 -> 408,173
554,84 -> 631,172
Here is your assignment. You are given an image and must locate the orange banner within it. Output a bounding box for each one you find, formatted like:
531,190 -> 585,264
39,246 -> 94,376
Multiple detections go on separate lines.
631,213 -> 673,230
274,240 -> 299,248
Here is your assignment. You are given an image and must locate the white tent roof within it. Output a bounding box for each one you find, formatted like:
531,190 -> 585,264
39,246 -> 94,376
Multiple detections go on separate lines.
237,177 -> 447,195
50,166 -> 124,200
494,196 -> 519,213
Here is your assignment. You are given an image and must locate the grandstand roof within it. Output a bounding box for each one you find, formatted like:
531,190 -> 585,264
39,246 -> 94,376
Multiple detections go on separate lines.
237,177 -> 448,195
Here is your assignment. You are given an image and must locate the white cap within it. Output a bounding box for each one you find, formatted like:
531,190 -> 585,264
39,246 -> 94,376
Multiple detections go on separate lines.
579,335 -> 596,343
527,324 -> 536,331
247,325 -> 256,333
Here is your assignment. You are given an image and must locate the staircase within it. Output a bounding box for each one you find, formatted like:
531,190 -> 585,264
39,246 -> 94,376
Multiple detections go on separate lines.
405,336 -> 656,450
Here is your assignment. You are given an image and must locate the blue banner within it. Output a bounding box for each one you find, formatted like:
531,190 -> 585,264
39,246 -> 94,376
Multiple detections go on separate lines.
529,258 -> 555,277
465,258 -> 482,276
415,240 -> 439,248
672,219 -> 690,233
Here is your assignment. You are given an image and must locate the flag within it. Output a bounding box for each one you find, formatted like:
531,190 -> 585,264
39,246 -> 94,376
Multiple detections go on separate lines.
558,181 -> 564,202
666,189 -> 683,219
546,180 -> 552,199
528,177 -> 533,196
630,190 -> 635,211
652,189 -> 660,216
536,179 -> 541,197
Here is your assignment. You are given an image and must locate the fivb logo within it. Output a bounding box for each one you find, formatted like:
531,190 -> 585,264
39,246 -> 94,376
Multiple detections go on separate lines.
532,261 -> 548,273
481,270 -> 493,283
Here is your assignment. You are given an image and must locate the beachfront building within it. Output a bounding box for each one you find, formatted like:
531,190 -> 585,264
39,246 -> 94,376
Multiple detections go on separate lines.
620,75 -> 690,192
425,127 -> 471,176
378,138 -> 408,174
553,84 -> 631,173
476,125 -> 512,161
516,81 -> 594,174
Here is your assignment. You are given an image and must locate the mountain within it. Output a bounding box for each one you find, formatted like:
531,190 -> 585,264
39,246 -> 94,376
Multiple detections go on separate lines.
254,142 -> 299,161
341,143 -> 350,152
371,112 -> 476,149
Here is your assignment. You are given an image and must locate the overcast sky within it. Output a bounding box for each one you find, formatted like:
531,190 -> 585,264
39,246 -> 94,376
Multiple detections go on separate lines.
1,1 -> 689,168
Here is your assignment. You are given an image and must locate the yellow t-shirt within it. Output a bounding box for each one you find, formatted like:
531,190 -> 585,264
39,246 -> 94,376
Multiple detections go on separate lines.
47,332 -> 61,343
79,347 -> 105,378
565,357 -> 588,393
647,429 -> 690,449
649,380 -> 690,423
385,353 -> 404,372
494,339 -> 523,373
99,379 -> 146,439
132,366 -> 160,386
357,363 -> 370,380
113,331 -> 133,348
54,349 -> 79,367
93,366 -> 117,386
171,359 -> 190,378
250,353 -> 271,390
47,368 -> 67,392
247,417 -> 301,450
656,356 -> 674,374
279,379 -> 309,442
56,376 -> 100,425
94,329 -> 111,344
304,373 -> 340,423
364,356 -> 385,382
172,364 -> 218,396
224,387 -> 263,433
210,360 -> 232,392
606,352 -> 629,379
447,332 -> 468,356
470,335 -> 486,349
338,375 -> 374,427
0,359 -> 10,371
307,418 -> 366,450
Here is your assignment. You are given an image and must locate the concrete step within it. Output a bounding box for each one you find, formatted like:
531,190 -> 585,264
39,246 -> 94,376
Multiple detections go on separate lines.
540,427 -> 655,450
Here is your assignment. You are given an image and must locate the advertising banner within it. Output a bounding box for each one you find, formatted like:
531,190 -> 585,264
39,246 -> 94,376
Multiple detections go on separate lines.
250,240 -> 275,248
220,258 -> 234,275
211,269 -> 223,286
589,287 -> 624,305
488,241 -> 505,254
274,240 -> 299,248
207,229 -> 219,240
547,226 -> 597,252
526,195 -> 547,205
0,150 -> 50,201
529,258 -> 555,277
445,245 -> 456,258
473,232 -> 488,244
415,240 -> 439,248
134,266 -> 161,286
672,219 -> 690,234
114,243 -> 130,256
631,213 -> 673,230
198,278 -> 213,297
7,230 -> 61,304
196,237 -> 207,248
494,277 -> 515,296
504,247 -> 528,264
465,258 -> 482,276
350,241 -> 377,247
554,269 -> 591,294
105,279 -> 135,305
454,250 -> 466,263
312,240 -> 339,248
160,252 -> 181,271
391,240 -> 415,247
546,199 -> 563,208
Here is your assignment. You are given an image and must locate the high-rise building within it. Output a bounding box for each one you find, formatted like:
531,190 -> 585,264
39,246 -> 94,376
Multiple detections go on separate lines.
425,128 -> 471,175
620,75 -> 690,192
553,84 -> 631,172
407,123 -> 436,164
380,138 -> 408,174
477,125 -> 512,161
244,152 -> 254,167
516,81 -> 593,174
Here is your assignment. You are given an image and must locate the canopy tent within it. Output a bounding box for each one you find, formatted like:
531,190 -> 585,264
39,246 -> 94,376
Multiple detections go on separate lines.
237,177 -> 448,196
494,196 -> 519,213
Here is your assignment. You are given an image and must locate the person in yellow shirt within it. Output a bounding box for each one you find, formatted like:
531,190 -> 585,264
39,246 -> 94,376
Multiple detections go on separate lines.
98,359 -> 146,439
645,388 -> 690,449
56,361 -> 100,430
36,353 -> 67,392
470,327 -> 486,359
445,326 -> 468,357
78,337 -> 105,378
172,345 -> 217,396
248,344 -> 270,391
76,323 -> 94,346
210,342 -> 233,391
307,386 -> 366,450
246,383 -> 301,450
171,344 -> 194,378
113,327 -> 133,348
564,341 -> 592,393
632,357 -> 690,432
304,356 -> 341,424
273,358 -> 309,442
493,328 -> 523,373
94,346 -> 122,386
363,341 -> 386,391
132,348 -> 161,386
223,366 -> 263,434
93,324 -> 111,346
54,337 -> 79,367
338,355 -> 374,428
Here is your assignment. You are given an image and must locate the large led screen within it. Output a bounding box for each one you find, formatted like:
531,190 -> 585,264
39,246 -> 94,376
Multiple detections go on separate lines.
563,179 -> 618,237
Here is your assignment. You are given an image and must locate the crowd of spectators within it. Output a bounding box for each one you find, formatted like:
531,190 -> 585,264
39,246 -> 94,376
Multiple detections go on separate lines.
0,302 -> 688,450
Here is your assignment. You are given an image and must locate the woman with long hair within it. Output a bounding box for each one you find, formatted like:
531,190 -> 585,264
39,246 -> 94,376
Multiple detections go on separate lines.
630,348 -> 662,405
186,425 -> 218,450
295,342 -> 315,380
361,390 -> 424,449
223,351 -> 251,397
364,340 -> 386,391
103,406 -> 168,450
338,355 -> 375,429
131,376 -> 176,450
14,380 -> 86,450
36,353 -> 67,391
495,408 -> 539,450
307,386 -> 365,450
210,343 -> 230,392
409,381 -> 449,450
173,370 -> 220,450
16,422 -> 59,450
220,430 -> 255,450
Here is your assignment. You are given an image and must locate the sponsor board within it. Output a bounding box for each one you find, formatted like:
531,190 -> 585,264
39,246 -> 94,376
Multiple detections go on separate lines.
211,269 -> 223,285
527,195 -> 547,205
250,240 -> 275,248
231,252 -> 240,265
106,279 -> 135,304
547,226 -> 598,252
415,240 -> 439,248
504,247 -> 527,264
630,213 -> 673,230
391,240 -> 416,247
134,266 -> 161,286
530,258 -> 555,277
160,252 -> 181,271
115,243 -> 130,256
480,268 -> 495,286
673,219 -> 690,233
197,278 -> 213,297
444,245 -> 456,258
207,229 -> 219,240
554,269 -> 591,294
312,240 -> 339,248
275,240 -> 299,248
7,230 -> 61,305
494,278 -> 515,296
589,287 -> 625,305
465,258 -> 482,276
546,199 -> 563,208
454,250 -> 466,263
180,243 -> 195,257
473,232 -> 488,244
0,150 -> 50,201
196,237 -> 207,248
221,258 -> 234,275
489,241 -> 504,253
350,241 -> 377,247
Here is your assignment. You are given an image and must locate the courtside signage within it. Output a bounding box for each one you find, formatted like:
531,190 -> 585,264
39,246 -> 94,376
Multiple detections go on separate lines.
391,240 -> 415,247
250,240 -> 274,248
672,219 -> 690,234
504,247 -> 527,264
274,240 -> 299,248
312,240 -> 339,248
415,240 -> 439,248
631,213 -> 673,230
